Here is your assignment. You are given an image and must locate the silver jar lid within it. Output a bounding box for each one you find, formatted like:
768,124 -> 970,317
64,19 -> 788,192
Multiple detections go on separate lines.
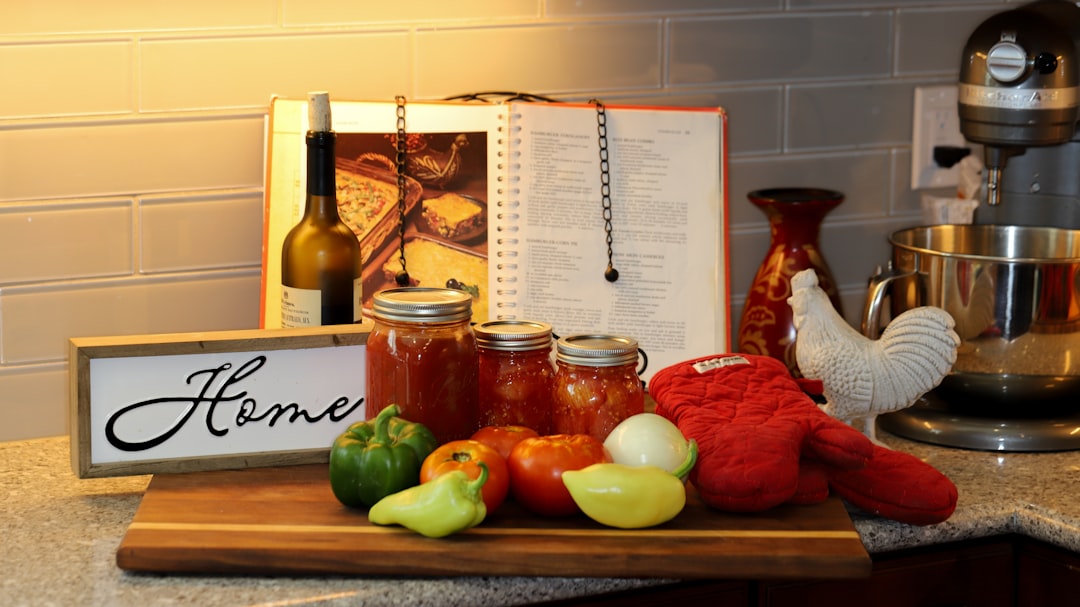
371,287 -> 472,323
474,320 -> 552,351
556,334 -> 638,367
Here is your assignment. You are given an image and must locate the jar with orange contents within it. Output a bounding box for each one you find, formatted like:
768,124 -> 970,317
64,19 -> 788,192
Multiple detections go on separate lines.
551,334 -> 645,441
474,320 -> 554,435
365,287 -> 479,443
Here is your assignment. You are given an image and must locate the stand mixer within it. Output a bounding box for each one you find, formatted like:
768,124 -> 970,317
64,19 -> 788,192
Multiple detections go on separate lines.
876,0 -> 1080,451
960,0 -> 1080,228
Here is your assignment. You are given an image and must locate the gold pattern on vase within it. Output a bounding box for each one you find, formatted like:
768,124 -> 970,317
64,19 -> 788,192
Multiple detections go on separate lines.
737,188 -> 844,376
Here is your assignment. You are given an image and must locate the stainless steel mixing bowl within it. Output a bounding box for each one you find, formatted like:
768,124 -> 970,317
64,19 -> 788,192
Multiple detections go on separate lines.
864,224 -> 1080,413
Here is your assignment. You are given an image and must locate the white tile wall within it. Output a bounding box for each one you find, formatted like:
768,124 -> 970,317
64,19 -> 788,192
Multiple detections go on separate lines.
0,0 -> 1019,440
0,42 -> 133,118
0,0 -> 279,35
281,0 -> 540,24
0,118 -> 266,201
0,199 -> 133,283
0,272 -> 260,365
413,22 -> 664,97
138,33 -> 414,111
670,13 -> 894,83
139,191 -> 264,273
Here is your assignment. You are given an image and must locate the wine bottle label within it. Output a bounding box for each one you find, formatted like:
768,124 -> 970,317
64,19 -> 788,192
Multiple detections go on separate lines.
281,285 -> 322,328
353,276 -> 364,323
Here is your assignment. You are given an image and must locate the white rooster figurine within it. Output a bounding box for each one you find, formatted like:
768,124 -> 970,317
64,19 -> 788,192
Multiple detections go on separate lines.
788,269 -> 960,443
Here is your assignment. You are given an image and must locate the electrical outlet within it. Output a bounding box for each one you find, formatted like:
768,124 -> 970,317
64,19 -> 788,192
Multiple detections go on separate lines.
911,85 -> 968,190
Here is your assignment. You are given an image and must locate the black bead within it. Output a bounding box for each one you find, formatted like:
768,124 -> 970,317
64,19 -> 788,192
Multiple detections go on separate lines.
604,265 -> 619,282
395,271 -> 411,286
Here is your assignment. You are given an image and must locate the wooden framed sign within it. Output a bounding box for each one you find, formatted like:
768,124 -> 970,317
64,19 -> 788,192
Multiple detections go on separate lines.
69,322 -> 372,478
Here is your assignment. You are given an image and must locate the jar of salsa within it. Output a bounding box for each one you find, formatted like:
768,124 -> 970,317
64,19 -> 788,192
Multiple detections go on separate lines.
365,287 -> 479,443
474,320 -> 554,435
551,334 -> 645,441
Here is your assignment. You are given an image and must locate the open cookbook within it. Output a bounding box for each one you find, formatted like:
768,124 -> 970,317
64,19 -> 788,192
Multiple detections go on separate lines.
260,96 -> 730,381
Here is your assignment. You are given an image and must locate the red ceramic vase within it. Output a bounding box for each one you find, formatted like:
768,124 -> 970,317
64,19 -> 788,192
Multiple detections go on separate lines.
737,188 -> 844,376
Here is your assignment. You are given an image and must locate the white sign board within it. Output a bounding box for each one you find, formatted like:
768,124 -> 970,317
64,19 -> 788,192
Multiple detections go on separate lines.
70,323 -> 372,478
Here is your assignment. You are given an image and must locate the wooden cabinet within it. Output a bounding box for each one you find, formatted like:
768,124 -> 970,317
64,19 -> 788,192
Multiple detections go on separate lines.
758,538 -> 1014,607
536,581 -> 750,607
532,536 -> 1080,607
1015,537 -> 1080,607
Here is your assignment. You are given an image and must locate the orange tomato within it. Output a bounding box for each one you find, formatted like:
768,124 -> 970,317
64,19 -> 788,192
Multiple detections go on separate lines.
419,439 -> 510,513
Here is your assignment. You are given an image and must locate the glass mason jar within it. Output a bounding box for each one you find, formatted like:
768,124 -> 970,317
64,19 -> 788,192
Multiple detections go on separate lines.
551,334 -> 645,441
474,320 -> 555,435
365,287 -> 479,443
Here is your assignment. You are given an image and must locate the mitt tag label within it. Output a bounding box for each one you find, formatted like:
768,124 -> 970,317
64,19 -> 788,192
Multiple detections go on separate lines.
692,355 -> 749,374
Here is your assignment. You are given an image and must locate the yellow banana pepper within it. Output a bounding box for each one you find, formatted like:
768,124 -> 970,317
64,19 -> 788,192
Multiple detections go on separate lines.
368,462 -> 488,538
562,440 -> 698,529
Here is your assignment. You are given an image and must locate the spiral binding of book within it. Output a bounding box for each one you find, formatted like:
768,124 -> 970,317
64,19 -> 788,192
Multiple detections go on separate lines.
494,112 -> 523,317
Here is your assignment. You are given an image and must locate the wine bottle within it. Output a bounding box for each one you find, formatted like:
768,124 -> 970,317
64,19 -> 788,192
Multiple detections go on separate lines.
280,91 -> 362,327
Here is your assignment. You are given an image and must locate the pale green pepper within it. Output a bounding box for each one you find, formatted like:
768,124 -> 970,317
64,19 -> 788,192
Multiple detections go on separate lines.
562,439 -> 698,529
368,462 -> 488,538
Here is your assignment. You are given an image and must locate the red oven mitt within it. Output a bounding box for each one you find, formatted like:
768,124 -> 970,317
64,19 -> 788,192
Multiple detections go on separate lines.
794,377 -> 959,525
652,353 -> 958,525
650,354 -> 875,512
802,447 -> 959,525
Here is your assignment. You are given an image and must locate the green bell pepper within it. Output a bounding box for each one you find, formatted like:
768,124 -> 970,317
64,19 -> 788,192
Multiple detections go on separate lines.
328,404 -> 438,508
368,462 -> 488,538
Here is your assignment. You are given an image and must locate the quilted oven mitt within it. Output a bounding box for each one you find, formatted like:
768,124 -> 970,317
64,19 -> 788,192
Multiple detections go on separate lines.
650,353 -> 875,513
800,446 -> 959,526
792,375 -> 960,525
652,353 -> 959,525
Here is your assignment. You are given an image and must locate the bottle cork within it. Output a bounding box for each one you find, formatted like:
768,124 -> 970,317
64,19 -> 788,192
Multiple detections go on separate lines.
308,91 -> 332,132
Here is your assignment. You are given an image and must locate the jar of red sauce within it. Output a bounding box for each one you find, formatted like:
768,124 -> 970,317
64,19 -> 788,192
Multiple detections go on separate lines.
551,334 -> 645,441
365,287 -> 479,443
474,320 -> 554,434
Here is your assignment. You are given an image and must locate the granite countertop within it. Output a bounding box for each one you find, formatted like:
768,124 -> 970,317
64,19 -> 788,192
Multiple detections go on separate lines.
4,433 -> 1080,607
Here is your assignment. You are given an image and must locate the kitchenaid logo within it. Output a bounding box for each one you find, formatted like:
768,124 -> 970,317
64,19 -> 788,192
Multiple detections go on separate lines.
103,355 -> 363,452
959,83 -> 1078,110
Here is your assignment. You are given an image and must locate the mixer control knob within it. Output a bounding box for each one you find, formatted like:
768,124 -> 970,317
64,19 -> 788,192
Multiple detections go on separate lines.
986,41 -> 1027,82
1035,52 -> 1058,75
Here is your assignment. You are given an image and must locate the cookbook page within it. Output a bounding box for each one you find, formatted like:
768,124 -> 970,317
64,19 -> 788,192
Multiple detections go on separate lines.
261,98 -> 504,327
501,102 -> 729,382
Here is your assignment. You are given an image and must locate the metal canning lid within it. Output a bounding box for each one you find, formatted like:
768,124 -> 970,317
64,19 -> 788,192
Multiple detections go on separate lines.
371,287 -> 472,323
556,334 -> 638,367
474,320 -> 553,351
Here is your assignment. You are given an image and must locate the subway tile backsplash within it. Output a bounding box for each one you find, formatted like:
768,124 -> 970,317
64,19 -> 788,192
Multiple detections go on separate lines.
0,42 -> 133,118
669,13 -> 894,84
0,117 -> 266,201
139,33 -> 414,112
0,200 -> 133,284
0,272 -> 261,365
414,22 -> 665,98
280,0 -> 541,25
0,0 -> 1017,440
0,0 -> 279,36
139,191 -> 264,273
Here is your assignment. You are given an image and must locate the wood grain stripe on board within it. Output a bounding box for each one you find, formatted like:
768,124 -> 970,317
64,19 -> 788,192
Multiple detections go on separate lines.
127,521 -> 860,540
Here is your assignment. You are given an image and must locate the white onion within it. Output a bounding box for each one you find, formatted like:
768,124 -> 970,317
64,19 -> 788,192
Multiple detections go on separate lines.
603,413 -> 689,473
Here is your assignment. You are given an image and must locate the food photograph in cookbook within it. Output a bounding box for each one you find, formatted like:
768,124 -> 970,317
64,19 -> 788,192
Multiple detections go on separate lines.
333,131 -> 491,322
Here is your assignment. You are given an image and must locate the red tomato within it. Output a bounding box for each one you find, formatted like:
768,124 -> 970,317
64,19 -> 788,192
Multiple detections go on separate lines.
420,439 -> 509,513
470,425 -> 540,461
506,434 -> 611,517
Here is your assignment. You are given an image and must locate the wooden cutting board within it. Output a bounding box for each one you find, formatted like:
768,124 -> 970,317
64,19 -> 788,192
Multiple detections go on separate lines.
116,464 -> 871,580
